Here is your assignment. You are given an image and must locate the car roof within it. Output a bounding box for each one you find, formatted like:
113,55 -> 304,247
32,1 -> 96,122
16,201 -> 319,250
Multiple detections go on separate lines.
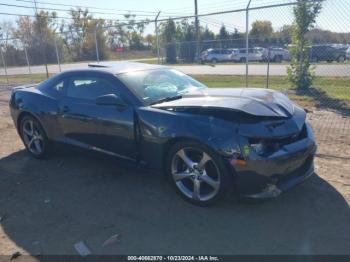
86,61 -> 168,74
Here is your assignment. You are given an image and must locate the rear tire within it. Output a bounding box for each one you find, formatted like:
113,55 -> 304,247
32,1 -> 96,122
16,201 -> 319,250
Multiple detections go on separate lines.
165,140 -> 231,206
274,55 -> 282,63
211,58 -> 218,64
338,56 -> 345,63
19,115 -> 50,159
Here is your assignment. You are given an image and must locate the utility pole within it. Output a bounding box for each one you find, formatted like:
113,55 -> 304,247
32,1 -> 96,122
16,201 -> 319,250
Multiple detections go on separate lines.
33,0 -> 49,78
194,0 -> 200,61
23,41 -> 31,74
0,45 -> 9,85
94,26 -> 100,62
155,11 -> 161,64
54,36 -> 61,72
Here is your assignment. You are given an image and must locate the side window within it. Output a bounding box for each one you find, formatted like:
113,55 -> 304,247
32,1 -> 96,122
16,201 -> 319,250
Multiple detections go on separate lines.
44,79 -> 65,96
67,76 -> 117,101
52,80 -> 65,93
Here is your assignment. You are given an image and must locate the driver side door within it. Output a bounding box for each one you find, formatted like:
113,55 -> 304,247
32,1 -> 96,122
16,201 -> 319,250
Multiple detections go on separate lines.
57,72 -> 137,160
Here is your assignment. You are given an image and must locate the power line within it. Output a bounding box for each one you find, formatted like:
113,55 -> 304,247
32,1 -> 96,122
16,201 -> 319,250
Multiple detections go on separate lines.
163,0 -> 247,14
1,1 -> 304,37
14,0 -> 160,14
0,2 -> 159,18
0,11 -> 149,23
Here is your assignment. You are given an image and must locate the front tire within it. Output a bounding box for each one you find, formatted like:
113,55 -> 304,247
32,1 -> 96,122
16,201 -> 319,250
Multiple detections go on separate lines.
166,141 -> 230,206
19,115 -> 50,159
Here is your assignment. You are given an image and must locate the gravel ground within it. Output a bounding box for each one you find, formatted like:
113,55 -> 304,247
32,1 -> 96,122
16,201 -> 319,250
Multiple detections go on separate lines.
0,89 -> 349,256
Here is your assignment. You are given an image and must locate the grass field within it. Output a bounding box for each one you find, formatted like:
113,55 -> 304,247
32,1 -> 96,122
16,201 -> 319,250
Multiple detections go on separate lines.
193,75 -> 350,109
1,73 -> 349,109
135,59 -> 350,66
194,75 -> 350,99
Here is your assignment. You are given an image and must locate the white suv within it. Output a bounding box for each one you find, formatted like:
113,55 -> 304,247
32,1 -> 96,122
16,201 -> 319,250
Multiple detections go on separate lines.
231,48 -> 264,62
200,48 -> 234,63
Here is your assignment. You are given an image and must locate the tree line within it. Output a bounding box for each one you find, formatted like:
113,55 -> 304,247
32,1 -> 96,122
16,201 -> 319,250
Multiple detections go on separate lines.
0,9 -> 151,66
0,6 -> 349,66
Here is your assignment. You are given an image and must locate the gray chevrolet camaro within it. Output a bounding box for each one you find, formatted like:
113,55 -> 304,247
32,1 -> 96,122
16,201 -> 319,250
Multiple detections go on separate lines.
9,62 -> 317,206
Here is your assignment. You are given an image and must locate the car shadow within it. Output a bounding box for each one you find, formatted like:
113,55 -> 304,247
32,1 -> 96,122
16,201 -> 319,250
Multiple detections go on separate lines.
0,148 -> 349,255
295,87 -> 350,116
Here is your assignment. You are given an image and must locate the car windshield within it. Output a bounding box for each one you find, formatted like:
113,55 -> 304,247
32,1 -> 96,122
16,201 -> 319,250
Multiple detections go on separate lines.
118,69 -> 207,105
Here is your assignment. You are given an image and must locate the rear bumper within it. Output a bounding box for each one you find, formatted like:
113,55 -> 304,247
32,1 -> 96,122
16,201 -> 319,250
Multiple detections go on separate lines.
232,123 -> 317,199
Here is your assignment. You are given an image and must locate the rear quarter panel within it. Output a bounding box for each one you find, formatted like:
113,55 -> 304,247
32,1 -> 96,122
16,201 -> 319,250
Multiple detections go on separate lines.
10,88 -> 61,140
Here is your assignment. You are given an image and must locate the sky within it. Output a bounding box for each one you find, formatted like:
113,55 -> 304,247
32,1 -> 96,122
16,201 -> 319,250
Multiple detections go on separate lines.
0,0 -> 349,37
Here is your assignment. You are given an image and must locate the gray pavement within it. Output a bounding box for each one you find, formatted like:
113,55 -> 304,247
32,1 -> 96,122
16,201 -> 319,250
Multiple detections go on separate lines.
1,61 -> 349,77
177,63 -> 350,77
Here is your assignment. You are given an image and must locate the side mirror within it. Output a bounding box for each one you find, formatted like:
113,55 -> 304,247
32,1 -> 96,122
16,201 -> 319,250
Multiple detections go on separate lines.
95,94 -> 127,110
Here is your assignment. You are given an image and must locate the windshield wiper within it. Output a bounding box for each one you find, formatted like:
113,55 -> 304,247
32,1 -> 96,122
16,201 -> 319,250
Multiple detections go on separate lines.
149,95 -> 183,105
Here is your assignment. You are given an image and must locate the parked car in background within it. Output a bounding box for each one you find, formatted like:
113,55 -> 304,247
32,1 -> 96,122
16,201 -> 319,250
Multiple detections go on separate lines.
264,47 -> 291,62
330,43 -> 349,50
231,48 -> 264,62
200,48 -> 233,63
347,47 -> 350,60
310,44 -> 347,63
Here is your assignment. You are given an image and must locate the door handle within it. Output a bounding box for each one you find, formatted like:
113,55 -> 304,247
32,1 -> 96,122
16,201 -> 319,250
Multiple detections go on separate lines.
59,105 -> 70,114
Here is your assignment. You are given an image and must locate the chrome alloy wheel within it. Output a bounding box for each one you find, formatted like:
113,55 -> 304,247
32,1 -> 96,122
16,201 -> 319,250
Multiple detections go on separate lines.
21,119 -> 45,156
171,147 -> 221,202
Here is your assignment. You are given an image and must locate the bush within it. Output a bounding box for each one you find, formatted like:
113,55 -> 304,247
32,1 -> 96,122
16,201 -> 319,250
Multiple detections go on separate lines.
287,0 -> 322,89
166,42 -> 177,64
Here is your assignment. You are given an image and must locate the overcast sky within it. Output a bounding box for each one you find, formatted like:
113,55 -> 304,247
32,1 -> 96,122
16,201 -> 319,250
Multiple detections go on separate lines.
0,0 -> 349,35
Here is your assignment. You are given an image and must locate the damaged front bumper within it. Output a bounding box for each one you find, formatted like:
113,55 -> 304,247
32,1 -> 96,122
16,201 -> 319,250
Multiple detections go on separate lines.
241,158 -> 315,199
232,123 -> 317,199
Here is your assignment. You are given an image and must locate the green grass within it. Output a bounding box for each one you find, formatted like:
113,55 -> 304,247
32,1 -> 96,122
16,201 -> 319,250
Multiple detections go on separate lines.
192,75 -> 350,109
1,73 -> 349,109
134,58 -> 159,64
137,60 -> 350,66
0,73 -> 52,86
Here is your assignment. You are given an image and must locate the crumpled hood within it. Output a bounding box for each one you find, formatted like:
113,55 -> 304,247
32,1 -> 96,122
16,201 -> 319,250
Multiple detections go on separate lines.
152,88 -> 295,118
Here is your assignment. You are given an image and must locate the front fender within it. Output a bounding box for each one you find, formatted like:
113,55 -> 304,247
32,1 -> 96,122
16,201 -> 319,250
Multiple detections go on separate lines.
137,107 -> 240,170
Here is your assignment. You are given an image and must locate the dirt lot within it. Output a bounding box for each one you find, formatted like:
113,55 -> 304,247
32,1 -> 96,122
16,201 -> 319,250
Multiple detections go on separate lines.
0,89 -> 349,256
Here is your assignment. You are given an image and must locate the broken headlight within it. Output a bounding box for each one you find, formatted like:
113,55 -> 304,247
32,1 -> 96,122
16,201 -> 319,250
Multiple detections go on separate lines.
250,142 -> 266,156
249,139 -> 279,156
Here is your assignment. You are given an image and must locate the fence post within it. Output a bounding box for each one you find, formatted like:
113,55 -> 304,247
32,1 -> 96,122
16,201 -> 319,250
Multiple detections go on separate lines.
22,41 -> 31,75
94,26 -> 100,63
0,45 -> 9,86
54,36 -> 61,72
245,0 -> 252,88
266,47 -> 270,89
194,0 -> 200,62
155,11 -> 161,64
